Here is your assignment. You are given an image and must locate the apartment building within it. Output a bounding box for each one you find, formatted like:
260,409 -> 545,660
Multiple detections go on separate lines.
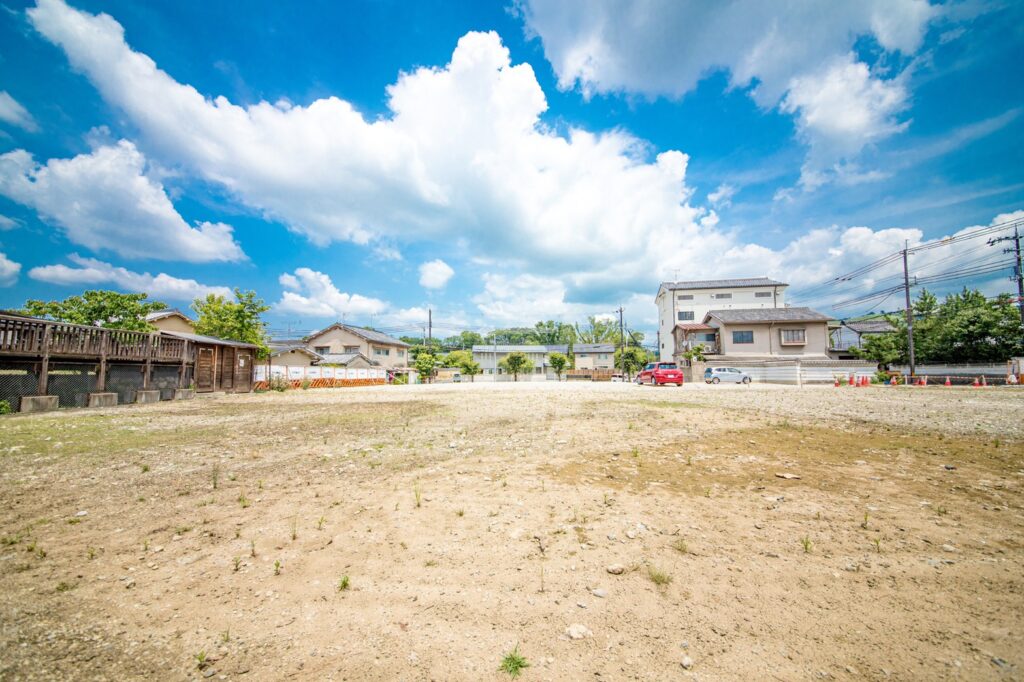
655,277 -> 787,361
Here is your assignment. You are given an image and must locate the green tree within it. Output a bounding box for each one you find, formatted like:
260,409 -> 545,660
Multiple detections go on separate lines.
492,327 -> 538,344
442,331 -> 484,349
574,316 -> 618,343
21,290 -> 167,331
851,330 -> 904,367
499,351 -> 533,381
681,343 -> 707,363
533,320 -> 575,345
615,346 -> 648,379
444,349 -> 473,368
548,351 -> 569,380
414,352 -> 438,383
191,289 -> 270,357
460,360 -> 482,382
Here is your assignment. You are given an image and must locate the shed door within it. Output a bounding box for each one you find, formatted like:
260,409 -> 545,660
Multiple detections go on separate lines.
196,347 -> 214,391
220,347 -> 235,390
234,351 -> 253,392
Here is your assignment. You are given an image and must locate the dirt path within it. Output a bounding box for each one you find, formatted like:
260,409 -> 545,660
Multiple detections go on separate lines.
1,383 -> 1022,680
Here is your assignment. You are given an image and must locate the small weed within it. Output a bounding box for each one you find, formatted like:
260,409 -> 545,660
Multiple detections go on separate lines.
238,493 -> 250,509
800,535 -> 812,554
66,517 -> 81,525
175,525 -> 191,535
139,463 -> 150,473
456,509 -> 465,517
195,650 -> 208,670
647,565 -> 672,586
233,556 -> 241,572
337,575 -> 350,592
86,546 -> 97,560
258,479 -> 264,491
55,581 -> 74,593
234,528 -> 241,539
424,559 -> 438,567
211,463 -> 220,490
686,455 -> 692,466
703,487 -> 711,498
228,473 -> 237,482
539,564 -> 545,593
671,538 -> 688,554
414,482 -> 422,509
143,539 -> 149,552
136,496 -> 145,503
290,516 -> 298,541
220,629 -> 230,644
499,644 -> 530,679
936,506 -> 948,516
250,539 -> 256,558
1,534 -> 21,546
860,512 -> 869,530
274,559 -> 281,575
873,538 -> 881,553
630,446 -> 639,458
316,515 -> 326,531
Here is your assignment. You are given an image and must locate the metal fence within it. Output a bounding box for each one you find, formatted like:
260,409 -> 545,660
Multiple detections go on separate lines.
0,362 -> 38,412
47,363 -> 98,408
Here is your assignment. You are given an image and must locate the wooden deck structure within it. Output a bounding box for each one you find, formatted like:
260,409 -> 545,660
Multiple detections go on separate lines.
0,312 -> 256,409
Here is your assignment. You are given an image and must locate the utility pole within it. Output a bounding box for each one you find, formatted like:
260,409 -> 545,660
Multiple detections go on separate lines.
902,242 -> 916,377
617,306 -> 625,375
989,225 -> 1024,345
427,308 -> 432,347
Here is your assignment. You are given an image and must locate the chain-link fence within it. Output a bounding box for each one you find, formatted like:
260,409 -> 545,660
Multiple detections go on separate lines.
152,364 -> 185,400
106,363 -> 145,405
47,363 -> 98,408
0,362 -> 38,412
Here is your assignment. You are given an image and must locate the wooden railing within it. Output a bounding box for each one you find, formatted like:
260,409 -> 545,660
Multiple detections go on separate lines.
0,313 -> 189,362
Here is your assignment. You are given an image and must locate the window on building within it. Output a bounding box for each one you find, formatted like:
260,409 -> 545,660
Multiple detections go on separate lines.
374,347 -> 390,356
677,311 -> 695,321
578,353 -> 588,358
732,330 -> 754,344
702,333 -> 716,342
344,345 -> 360,353
713,293 -> 732,299
599,354 -> 608,359
314,346 -> 330,355
755,291 -> 772,298
397,350 -> 405,357
677,294 -> 694,300
780,329 -> 806,345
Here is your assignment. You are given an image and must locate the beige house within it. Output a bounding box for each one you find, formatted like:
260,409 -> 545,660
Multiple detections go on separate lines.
146,309 -> 196,334
573,343 -> 615,369
678,307 -> 830,360
300,323 -> 409,369
656,278 -> 787,362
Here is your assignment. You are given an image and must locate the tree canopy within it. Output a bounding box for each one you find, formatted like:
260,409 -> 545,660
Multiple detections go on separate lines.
499,351 -> 533,380
615,346 -> 648,378
852,288 -> 1024,365
191,289 -> 271,357
548,351 -> 569,379
21,290 -> 167,331
575,316 -> 619,343
413,352 -> 438,382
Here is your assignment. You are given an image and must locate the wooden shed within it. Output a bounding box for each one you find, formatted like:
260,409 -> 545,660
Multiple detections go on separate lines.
161,331 -> 258,393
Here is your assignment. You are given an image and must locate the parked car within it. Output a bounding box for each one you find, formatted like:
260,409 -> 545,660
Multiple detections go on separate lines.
704,367 -> 751,384
637,362 -> 684,386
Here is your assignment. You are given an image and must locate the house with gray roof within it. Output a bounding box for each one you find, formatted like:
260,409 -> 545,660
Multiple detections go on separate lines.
829,317 -> 896,359
691,307 -> 831,360
471,344 -> 567,378
656,277 -> 788,362
299,323 -> 410,370
572,343 -> 615,370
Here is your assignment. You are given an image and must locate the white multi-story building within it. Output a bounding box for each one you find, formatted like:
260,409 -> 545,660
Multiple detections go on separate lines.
655,277 -> 787,362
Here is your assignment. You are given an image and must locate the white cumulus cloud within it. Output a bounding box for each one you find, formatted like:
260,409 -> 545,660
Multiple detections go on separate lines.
28,254 -> 232,300
0,251 -> 21,286
0,140 -> 245,262
276,268 -> 389,318
418,259 -> 455,289
519,0 -> 937,189
0,91 -> 39,132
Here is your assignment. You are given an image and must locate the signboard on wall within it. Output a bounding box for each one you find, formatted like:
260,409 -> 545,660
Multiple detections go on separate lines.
254,365 -> 267,381
307,366 -> 321,379
357,368 -> 368,379
269,365 -> 287,377
322,367 -> 335,379
287,366 -> 304,379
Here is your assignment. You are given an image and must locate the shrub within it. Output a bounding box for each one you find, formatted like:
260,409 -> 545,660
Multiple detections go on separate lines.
300,378 -> 312,390
268,375 -> 289,392
0,400 -> 11,415
392,373 -> 409,385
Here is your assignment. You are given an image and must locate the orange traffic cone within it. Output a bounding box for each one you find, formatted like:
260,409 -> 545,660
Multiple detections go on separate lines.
834,376 -> 840,388
862,375 -> 869,387
944,376 -> 951,387
972,377 -> 980,387
922,375 -> 928,386
981,375 -> 987,387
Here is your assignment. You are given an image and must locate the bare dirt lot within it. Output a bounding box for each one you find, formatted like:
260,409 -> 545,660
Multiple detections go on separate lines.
1,382 -> 1022,681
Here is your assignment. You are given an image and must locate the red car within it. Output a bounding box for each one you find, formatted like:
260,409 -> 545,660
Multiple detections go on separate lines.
637,362 -> 684,386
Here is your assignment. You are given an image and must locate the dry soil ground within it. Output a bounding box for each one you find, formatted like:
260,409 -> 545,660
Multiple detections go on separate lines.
0,382 -> 1022,681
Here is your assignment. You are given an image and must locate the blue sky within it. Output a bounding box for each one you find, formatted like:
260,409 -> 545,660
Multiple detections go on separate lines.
0,0 -> 1021,340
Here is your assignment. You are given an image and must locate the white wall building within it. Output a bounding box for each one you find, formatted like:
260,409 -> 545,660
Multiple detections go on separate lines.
655,277 -> 787,362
